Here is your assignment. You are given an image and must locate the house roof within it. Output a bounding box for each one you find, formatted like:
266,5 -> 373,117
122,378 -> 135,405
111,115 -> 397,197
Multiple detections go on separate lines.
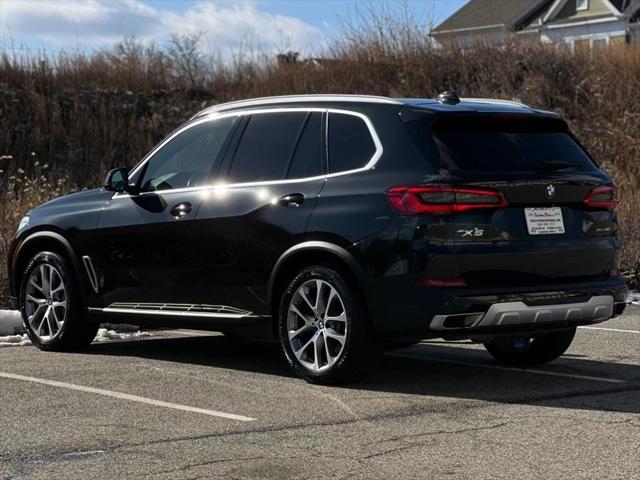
630,0 -> 640,20
609,0 -> 640,13
540,0 -> 640,24
525,0 -> 640,29
430,0 -> 553,34
620,0 -> 640,18
431,0 -> 639,38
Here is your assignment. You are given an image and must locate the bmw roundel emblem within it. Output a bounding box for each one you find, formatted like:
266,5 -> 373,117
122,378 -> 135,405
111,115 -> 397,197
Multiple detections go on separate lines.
545,184 -> 556,199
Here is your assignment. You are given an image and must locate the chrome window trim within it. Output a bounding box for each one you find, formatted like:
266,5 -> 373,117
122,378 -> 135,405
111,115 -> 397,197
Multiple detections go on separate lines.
192,94 -> 400,118
114,106 -> 383,199
325,109 -> 383,175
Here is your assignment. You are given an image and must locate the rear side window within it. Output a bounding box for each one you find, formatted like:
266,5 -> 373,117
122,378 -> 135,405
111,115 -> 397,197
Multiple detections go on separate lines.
429,117 -> 598,173
286,112 -> 323,179
228,112 -> 308,183
328,113 -> 376,173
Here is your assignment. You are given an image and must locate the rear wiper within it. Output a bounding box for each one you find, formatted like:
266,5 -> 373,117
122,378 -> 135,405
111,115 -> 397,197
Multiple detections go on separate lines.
534,161 -> 580,171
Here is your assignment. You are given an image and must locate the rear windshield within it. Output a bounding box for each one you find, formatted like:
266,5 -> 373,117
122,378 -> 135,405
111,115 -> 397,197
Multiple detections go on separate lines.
426,116 -> 598,173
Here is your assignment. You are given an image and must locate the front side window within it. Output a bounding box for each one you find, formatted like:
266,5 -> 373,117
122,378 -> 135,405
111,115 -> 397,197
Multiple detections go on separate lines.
328,113 -> 376,173
227,112 -> 309,183
140,116 -> 237,192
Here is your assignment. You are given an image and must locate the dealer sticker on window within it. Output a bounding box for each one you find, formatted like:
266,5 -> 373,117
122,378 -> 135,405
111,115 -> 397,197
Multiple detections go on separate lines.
524,207 -> 565,235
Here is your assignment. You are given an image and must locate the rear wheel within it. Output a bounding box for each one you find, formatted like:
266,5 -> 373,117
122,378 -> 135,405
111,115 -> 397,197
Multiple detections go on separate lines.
279,266 -> 379,384
20,251 -> 98,351
483,328 -> 576,366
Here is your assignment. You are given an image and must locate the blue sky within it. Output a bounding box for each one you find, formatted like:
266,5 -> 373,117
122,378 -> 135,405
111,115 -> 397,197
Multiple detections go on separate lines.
0,0 -> 467,56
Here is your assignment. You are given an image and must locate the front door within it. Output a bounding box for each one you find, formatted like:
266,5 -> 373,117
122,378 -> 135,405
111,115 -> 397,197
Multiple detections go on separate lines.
90,115 -> 239,307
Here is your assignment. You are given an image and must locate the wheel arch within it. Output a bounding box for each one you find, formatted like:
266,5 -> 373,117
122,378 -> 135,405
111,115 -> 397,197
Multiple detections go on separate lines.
11,230 -> 84,302
268,241 -> 370,338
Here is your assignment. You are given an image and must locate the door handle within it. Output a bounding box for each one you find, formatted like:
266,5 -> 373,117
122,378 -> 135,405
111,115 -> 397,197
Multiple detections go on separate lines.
278,193 -> 305,208
170,202 -> 193,218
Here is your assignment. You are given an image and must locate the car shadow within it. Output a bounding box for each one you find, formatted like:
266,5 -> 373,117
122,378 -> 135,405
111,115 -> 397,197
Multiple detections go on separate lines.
87,333 -> 640,415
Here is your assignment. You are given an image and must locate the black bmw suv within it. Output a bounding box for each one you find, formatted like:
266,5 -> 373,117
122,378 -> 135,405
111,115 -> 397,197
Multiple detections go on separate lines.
7,93 -> 627,383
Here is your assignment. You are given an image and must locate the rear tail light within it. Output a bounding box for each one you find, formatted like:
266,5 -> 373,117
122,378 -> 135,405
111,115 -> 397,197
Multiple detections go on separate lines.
584,186 -> 617,210
386,185 -> 508,215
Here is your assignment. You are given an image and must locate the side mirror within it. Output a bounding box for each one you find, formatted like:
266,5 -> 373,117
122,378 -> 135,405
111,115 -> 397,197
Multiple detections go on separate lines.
104,168 -> 134,194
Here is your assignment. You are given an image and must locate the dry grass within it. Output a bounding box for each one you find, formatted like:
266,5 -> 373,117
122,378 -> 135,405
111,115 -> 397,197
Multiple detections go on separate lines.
1,19 -> 639,306
0,159 -> 75,305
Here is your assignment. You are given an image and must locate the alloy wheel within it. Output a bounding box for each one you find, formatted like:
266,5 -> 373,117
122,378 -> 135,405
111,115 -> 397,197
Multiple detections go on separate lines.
287,279 -> 348,373
24,264 -> 67,341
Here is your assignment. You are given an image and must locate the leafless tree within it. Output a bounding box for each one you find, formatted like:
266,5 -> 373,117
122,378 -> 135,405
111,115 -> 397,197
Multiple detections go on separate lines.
167,31 -> 207,87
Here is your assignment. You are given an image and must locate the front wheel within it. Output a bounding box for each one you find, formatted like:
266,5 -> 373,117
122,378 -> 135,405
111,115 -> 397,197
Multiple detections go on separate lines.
483,328 -> 577,367
20,251 -> 99,351
278,266 -> 379,384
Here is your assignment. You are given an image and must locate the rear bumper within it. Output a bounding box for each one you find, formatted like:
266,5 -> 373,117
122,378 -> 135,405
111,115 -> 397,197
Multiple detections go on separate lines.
431,295 -> 617,330
367,275 -> 627,340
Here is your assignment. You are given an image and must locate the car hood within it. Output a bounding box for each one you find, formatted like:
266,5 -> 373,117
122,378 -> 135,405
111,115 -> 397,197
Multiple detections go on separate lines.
37,188 -> 111,211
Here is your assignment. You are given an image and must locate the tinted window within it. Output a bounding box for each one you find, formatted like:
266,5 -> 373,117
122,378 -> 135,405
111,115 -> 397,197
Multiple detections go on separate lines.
286,112 -> 323,179
140,116 -> 237,192
430,117 -> 598,173
228,112 -> 307,183
328,113 -> 376,173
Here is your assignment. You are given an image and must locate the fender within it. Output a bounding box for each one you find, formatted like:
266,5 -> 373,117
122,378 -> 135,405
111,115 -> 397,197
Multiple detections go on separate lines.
267,240 -> 368,309
10,230 -> 83,299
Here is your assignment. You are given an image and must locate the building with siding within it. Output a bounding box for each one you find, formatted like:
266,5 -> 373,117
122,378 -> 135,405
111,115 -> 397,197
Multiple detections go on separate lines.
430,0 -> 640,48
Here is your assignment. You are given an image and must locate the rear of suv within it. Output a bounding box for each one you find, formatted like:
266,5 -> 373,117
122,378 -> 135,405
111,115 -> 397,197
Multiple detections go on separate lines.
7,93 -> 627,384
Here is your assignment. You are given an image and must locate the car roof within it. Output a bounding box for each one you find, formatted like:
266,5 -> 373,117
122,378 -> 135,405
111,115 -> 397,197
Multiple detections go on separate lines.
192,94 -> 559,119
397,97 -> 559,117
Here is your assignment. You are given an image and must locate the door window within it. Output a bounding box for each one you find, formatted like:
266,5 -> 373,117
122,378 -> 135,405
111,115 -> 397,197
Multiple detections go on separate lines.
140,116 -> 237,192
227,112 -> 308,183
286,112 -> 323,179
328,112 -> 376,173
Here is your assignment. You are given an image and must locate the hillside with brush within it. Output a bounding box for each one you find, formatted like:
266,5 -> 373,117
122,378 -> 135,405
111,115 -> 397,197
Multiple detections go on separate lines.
1,26 -> 639,306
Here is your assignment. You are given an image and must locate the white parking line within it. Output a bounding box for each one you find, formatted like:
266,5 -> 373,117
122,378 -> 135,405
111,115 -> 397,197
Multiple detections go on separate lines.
0,372 -> 256,421
388,353 -> 626,384
579,326 -> 640,334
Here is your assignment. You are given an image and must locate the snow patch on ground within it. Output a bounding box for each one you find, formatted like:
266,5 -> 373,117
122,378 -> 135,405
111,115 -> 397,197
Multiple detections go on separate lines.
0,309 -> 151,346
0,310 -> 25,335
627,290 -> 640,306
99,323 -> 140,332
93,328 -> 153,342
0,334 -> 31,347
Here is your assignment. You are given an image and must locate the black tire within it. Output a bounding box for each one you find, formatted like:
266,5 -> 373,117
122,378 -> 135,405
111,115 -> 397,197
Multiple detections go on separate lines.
278,266 -> 380,384
483,328 -> 577,367
19,251 -> 99,351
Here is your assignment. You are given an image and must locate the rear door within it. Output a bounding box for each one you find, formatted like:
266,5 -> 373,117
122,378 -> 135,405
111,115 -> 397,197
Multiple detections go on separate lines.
191,109 -> 326,314
430,115 -> 618,288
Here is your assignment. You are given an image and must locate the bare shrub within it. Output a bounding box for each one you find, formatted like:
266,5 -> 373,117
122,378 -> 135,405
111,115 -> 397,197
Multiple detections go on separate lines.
167,31 -> 207,88
0,158 -> 75,307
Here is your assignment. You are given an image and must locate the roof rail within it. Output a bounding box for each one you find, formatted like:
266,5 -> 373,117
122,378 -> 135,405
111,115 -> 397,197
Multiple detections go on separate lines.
460,97 -> 529,108
193,94 -> 401,118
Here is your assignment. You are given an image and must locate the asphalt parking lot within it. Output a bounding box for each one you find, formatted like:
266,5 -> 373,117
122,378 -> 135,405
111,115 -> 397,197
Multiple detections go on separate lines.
1,309 -> 639,480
